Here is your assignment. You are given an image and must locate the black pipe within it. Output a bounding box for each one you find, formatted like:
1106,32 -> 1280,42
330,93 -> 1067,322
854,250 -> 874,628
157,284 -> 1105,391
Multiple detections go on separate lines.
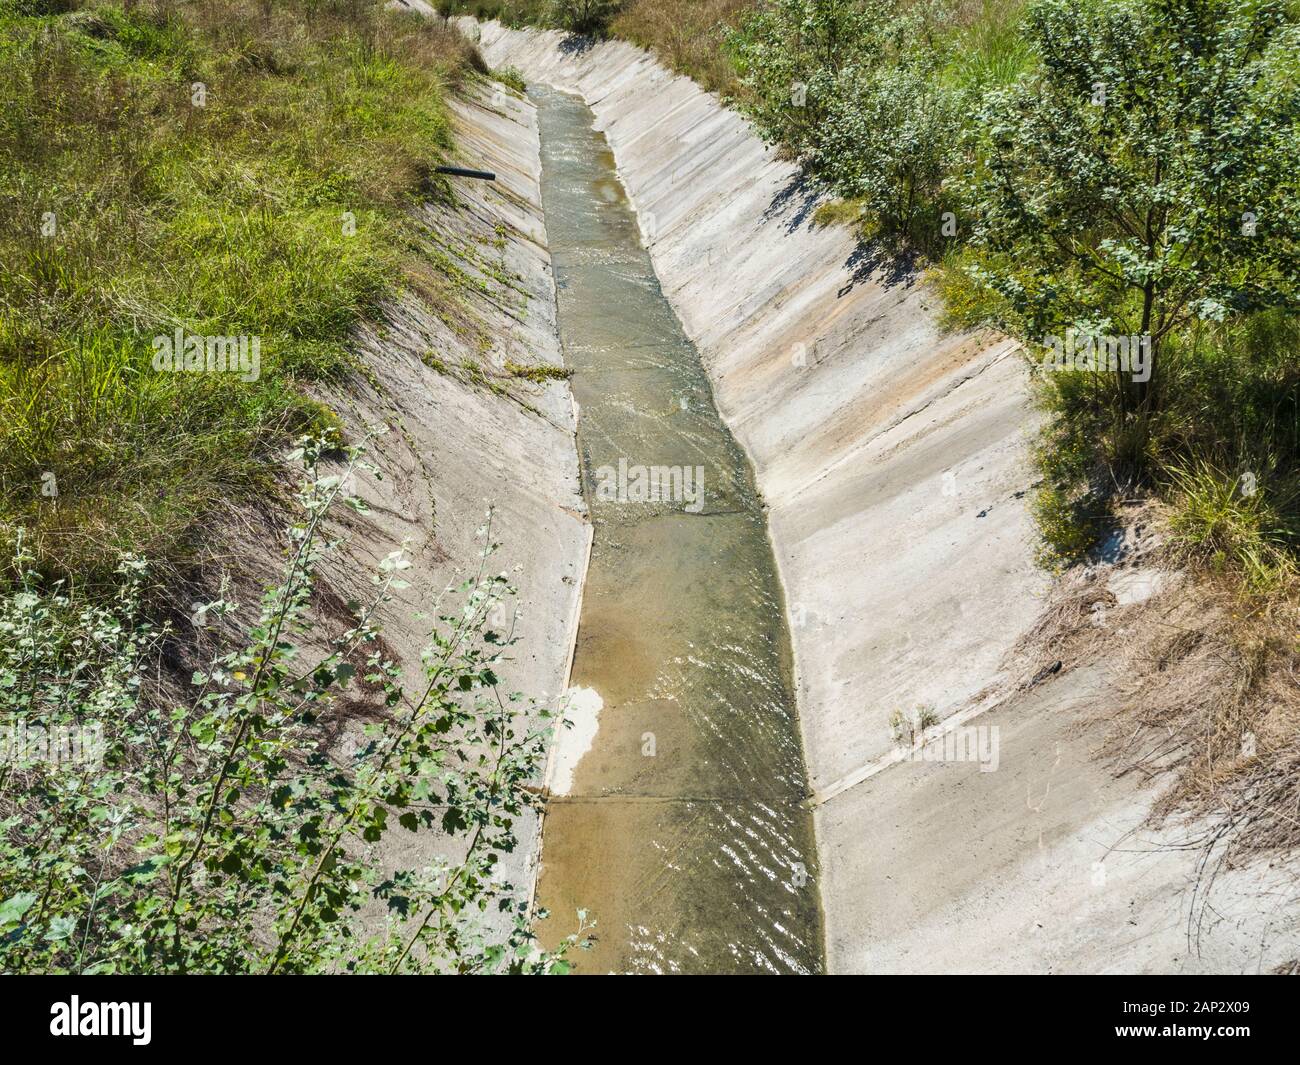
434,165 -> 496,181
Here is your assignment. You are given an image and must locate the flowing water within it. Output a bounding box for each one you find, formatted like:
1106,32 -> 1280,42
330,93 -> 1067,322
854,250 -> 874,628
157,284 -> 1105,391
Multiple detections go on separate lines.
533,86 -> 823,974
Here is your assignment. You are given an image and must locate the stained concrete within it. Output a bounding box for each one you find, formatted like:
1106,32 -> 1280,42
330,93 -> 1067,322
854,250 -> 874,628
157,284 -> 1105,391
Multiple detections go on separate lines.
310,78 -> 587,917
438,17 -> 1300,973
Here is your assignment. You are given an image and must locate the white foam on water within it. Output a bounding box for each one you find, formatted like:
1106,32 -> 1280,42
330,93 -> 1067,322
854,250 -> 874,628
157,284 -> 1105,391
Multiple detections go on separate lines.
549,686 -> 603,796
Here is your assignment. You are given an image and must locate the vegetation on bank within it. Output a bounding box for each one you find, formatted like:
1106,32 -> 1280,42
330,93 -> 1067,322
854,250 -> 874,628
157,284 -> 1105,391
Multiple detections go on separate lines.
0,0 -> 480,590
0,1 -> 584,974
445,0 -> 1300,597
0,441 -> 583,973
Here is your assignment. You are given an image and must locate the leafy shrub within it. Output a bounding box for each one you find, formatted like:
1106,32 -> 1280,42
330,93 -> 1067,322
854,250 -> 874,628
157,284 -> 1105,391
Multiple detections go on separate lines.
726,0 -> 902,156
726,0 -> 961,244
815,57 -> 962,247
0,438 -> 586,974
941,0 -> 1300,574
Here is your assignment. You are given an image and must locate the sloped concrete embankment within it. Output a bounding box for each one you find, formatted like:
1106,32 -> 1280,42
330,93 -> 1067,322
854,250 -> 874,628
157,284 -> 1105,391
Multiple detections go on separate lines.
305,79 -> 588,913
460,19 -> 1300,973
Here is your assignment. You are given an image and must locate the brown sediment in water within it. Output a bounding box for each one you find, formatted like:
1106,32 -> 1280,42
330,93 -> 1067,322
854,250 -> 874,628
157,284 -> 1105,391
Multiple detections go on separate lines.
532,85 -> 824,975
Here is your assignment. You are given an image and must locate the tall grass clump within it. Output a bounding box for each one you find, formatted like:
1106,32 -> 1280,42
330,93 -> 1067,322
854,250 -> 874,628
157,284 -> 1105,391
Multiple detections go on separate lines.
611,0 -> 753,93
0,0 -> 478,589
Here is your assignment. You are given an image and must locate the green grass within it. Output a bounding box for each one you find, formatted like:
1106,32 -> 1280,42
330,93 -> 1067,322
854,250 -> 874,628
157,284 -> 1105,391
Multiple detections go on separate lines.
1167,461 -> 1298,590
0,0 -> 477,588
492,64 -> 528,92
939,0 -> 1035,94
811,198 -> 867,231
504,359 -> 572,383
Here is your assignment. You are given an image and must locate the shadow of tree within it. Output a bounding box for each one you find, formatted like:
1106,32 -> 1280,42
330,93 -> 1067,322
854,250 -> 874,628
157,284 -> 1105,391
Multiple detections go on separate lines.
838,239 -> 918,296
762,170 -> 921,294
558,33 -> 598,57
762,171 -> 822,234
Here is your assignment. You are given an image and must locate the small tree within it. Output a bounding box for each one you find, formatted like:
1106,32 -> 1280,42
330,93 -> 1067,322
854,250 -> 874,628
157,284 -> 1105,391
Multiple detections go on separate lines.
966,0 -> 1300,415
816,55 -> 962,242
727,0 -> 902,154
728,0 -> 958,241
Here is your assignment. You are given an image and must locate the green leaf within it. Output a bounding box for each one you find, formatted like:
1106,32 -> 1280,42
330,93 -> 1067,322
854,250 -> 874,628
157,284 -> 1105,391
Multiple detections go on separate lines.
0,892 -> 37,928
45,915 -> 77,942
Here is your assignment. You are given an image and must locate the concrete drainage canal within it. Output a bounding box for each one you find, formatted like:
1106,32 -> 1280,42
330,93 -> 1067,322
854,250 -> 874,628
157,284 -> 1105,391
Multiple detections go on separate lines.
532,85 -> 825,974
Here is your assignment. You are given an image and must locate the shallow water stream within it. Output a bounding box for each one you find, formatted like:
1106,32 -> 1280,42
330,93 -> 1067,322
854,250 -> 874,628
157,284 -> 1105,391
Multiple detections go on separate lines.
533,85 -> 823,974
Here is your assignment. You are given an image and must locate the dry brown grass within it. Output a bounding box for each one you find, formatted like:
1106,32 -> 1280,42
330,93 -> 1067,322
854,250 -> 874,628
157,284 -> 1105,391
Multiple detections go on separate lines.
610,0 -> 753,94
1022,502 -> 1300,864
441,0 -> 755,93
